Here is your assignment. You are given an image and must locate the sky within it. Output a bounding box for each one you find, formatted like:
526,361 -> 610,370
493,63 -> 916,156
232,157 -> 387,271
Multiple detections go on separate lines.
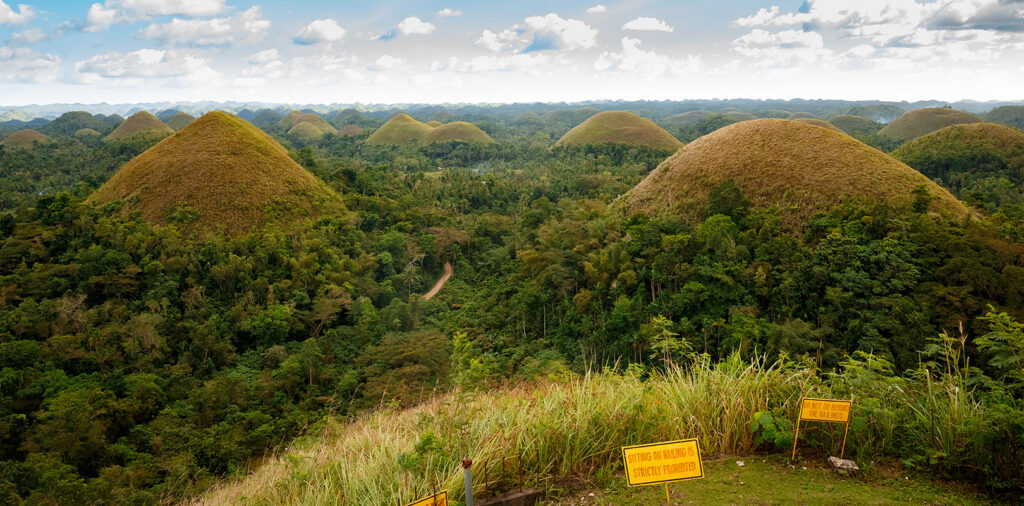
1,0 -> 1023,105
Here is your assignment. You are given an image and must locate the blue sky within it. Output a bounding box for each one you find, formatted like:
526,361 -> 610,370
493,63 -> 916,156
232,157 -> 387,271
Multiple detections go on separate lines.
1,0 -> 1022,105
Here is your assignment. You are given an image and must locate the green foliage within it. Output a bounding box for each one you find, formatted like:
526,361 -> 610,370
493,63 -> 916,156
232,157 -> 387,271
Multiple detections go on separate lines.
749,410 -> 794,449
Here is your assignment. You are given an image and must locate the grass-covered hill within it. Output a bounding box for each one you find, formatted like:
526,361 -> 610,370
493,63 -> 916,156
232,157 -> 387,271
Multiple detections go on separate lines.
287,122 -> 329,142
542,107 -> 599,125
0,129 -> 50,148
74,128 -> 101,138
280,111 -> 335,134
662,110 -> 713,126
788,112 -> 816,119
366,113 -> 493,145
754,109 -> 792,118
425,120 -> 443,127
88,111 -> 343,235
103,111 -> 174,142
337,124 -> 364,136
165,111 -> 195,131
621,118 -> 969,228
879,108 -> 983,141
555,111 -> 683,150
793,117 -> 844,133
986,105 -> 1024,131
893,123 -> 1024,192
840,104 -> 905,123
828,114 -> 881,134
725,112 -> 757,122
39,111 -> 112,137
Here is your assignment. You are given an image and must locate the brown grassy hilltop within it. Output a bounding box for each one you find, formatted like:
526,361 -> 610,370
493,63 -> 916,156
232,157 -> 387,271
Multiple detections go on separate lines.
280,111 -> 335,134
555,111 -> 683,150
621,119 -> 969,229
0,129 -> 50,148
879,108 -> 982,141
366,113 -> 493,145
793,117 -> 844,133
828,114 -> 881,134
165,112 -> 195,131
89,111 -> 343,235
104,111 -> 174,142
287,122 -> 328,142
337,125 -> 364,136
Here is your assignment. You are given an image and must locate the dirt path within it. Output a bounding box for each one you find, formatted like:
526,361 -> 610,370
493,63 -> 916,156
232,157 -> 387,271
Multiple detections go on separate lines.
421,261 -> 452,300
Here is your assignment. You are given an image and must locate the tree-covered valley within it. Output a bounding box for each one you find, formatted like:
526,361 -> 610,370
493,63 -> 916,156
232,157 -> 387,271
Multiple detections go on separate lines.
1,103 -> 1024,503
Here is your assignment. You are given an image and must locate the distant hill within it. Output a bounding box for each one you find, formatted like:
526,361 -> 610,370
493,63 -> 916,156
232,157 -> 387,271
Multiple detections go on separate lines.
793,118 -> 844,133
621,119 -> 969,229
333,108 -> 376,128
662,110 -> 713,127
280,111 -> 335,134
555,111 -> 683,150
542,107 -> 599,126
165,112 -> 195,131
828,115 -> 881,134
725,112 -> 757,122
366,113 -> 493,145
287,122 -> 328,142
251,109 -> 282,128
89,111 -> 343,235
893,123 -> 1024,192
788,112 -> 816,120
755,110 -> 792,119
879,108 -> 983,141
39,111 -> 110,137
986,106 -> 1024,131
337,125 -> 364,136
428,110 -> 453,123
104,111 -> 174,142
841,104 -> 905,123
75,128 -> 101,138
425,120 -> 443,127
0,129 -> 50,148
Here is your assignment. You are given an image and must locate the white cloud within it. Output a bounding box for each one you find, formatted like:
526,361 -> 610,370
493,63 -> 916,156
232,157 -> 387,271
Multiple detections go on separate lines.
0,0 -> 35,25
138,6 -> 269,45
75,48 -> 218,80
523,13 -> 597,50
7,26 -> 55,44
243,48 -> 282,78
595,36 -> 699,79
586,5 -> 606,14
398,16 -> 435,35
732,29 -> 833,68
436,8 -> 461,18
84,3 -> 120,32
446,52 -> 569,76
293,18 -> 346,45
622,16 -> 674,32
0,46 -> 59,82
116,0 -> 227,17
476,28 -> 520,52
372,54 -> 404,70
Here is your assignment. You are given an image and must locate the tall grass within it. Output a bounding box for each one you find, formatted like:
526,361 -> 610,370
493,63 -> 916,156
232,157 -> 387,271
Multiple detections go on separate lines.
190,352 -> 1020,505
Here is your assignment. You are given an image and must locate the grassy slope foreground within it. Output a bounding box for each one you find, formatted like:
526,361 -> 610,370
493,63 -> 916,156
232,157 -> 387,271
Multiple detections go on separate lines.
193,352 -> 1010,505
621,119 -> 969,229
88,111 -> 343,235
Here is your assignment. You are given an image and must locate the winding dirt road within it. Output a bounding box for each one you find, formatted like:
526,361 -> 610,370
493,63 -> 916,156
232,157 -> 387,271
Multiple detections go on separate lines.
421,261 -> 453,300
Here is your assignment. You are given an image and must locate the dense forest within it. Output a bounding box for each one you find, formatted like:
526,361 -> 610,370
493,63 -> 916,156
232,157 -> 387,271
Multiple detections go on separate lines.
1,108 -> 1024,503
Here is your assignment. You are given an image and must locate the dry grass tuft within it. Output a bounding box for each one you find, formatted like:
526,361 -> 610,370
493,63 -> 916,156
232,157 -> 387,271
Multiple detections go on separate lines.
556,111 -> 683,150
0,129 -> 50,148
88,111 -> 343,236
879,108 -> 982,141
104,111 -> 174,142
621,118 -> 970,229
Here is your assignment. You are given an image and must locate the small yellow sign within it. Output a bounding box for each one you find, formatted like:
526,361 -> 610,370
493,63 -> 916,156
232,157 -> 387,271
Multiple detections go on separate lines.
799,398 -> 852,423
622,438 -> 704,487
405,490 -> 446,506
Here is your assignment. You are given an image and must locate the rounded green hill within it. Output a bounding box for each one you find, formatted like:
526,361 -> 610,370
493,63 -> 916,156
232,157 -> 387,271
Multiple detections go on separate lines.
793,118 -> 844,133
0,129 -> 50,148
337,125 -> 364,136
828,114 -> 881,134
88,111 -> 343,235
280,111 -> 335,134
166,112 -> 195,131
104,111 -> 173,142
755,110 -> 791,119
879,108 -> 982,141
75,128 -> 101,138
788,112 -> 816,120
555,111 -> 682,150
366,113 -> 493,145
986,106 -> 1024,131
893,123 -> 1024,191
621,119 -> 969,229
725,112 -> 758,122
40,111 -> 109,137
288,122 -> 327,142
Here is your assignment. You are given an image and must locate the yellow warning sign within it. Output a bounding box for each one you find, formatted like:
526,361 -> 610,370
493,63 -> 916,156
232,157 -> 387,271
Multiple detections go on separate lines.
621,438 -> 704,486
405,490 -> 446,506
799,398 -> 852,423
